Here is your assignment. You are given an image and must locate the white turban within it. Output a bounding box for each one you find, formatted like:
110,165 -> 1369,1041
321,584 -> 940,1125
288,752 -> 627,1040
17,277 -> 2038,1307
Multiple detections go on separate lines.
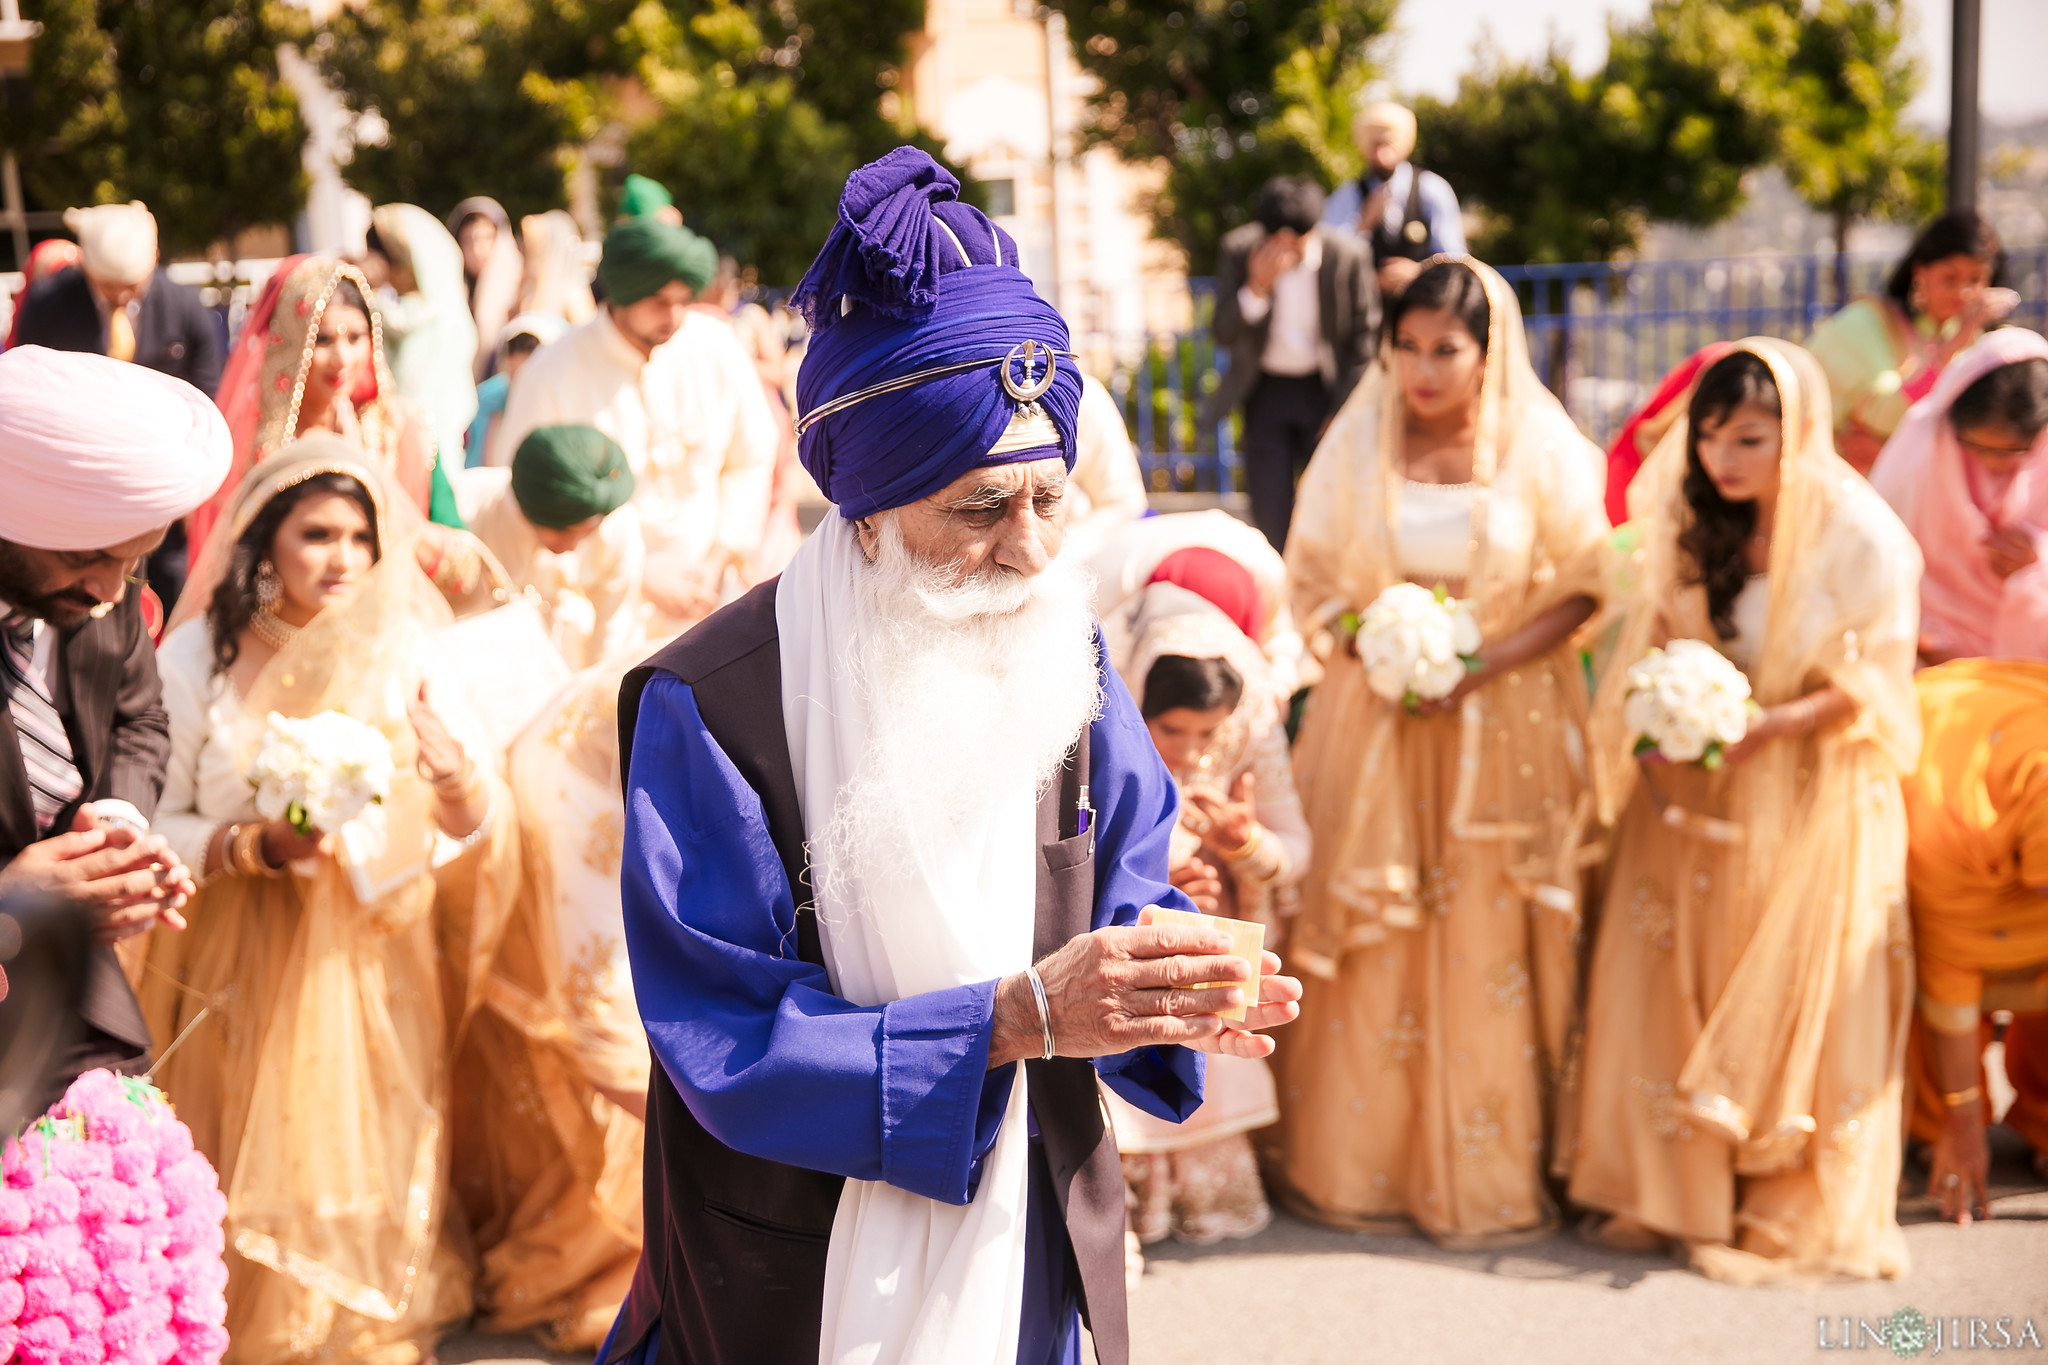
0,347 -> 231,551
64,202 -> 159,286
1352,101 -> 1418,163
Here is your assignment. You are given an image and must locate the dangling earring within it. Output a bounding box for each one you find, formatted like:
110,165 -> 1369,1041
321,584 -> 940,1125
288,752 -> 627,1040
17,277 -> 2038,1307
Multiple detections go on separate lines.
1909,271 -> 1927,317
256,561 -> 282,610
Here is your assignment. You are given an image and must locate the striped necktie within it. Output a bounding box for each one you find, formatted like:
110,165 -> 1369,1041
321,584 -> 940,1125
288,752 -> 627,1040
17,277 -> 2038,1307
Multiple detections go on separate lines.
1,612 -> 83,833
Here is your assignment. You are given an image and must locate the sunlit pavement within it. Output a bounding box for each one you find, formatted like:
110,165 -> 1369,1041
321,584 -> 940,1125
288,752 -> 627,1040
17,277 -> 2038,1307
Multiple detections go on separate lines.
440,1132 -> 2047,1365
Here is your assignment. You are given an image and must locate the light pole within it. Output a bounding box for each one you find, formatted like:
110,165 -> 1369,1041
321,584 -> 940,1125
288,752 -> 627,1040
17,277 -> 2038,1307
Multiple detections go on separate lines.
1947,0 -> 1980,212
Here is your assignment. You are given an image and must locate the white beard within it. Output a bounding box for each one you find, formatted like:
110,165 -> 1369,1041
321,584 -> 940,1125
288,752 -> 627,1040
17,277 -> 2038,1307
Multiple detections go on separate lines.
811,516 -> 1103,912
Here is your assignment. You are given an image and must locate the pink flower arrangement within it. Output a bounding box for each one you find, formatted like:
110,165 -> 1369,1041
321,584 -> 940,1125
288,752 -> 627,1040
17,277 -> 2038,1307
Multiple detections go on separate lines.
1,1070 -> 228,1365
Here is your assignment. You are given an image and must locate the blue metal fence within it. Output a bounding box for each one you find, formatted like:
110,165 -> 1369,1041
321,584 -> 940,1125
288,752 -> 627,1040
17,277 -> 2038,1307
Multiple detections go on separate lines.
1103,247 -> 2048,493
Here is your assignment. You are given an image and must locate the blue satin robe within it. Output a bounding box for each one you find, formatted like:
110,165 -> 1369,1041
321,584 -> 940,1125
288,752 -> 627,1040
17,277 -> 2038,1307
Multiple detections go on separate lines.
610,652 -> 1203,1365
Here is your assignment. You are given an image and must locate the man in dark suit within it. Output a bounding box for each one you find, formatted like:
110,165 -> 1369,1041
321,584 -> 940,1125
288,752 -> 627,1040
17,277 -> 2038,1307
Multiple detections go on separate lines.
14,203 -> 226,612
1206,175 -> 1379,550
14,202 -> 224,396
0,345 -> 232,1117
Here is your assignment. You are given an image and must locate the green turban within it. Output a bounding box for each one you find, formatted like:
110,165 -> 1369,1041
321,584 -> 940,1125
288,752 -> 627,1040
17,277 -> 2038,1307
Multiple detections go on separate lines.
598,217 -> 717,305
511,425 -> 636,529
617,173 -> 675,220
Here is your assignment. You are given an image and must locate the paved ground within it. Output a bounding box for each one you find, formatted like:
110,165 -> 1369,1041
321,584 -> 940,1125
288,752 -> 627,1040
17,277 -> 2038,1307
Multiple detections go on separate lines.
442,1133 -> 2047,1365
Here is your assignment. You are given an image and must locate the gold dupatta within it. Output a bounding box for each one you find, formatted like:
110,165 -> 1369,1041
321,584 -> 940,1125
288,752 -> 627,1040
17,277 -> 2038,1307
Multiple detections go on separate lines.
1588,337 -> 1922,1169
1285,257 -> 1609,978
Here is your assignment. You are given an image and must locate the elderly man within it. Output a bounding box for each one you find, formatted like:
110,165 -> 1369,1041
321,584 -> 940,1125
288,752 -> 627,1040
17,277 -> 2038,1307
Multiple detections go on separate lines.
467,424 -> 649,670
17,203 -> 227,606
600,149 -> 1300,1365
0,346 -> 228,1114
15,202 -> 224,395
492,217 -> 778,634
1321,100 -> 1467,300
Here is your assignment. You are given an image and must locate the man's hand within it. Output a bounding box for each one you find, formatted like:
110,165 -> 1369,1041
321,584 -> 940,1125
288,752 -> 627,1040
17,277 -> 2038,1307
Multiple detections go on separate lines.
1378,257 -> 1423,299
1169,856 -> 1223,914
1245,231 -> 1303,299
0,806 -> 193,943
989,915 -> 1303,1067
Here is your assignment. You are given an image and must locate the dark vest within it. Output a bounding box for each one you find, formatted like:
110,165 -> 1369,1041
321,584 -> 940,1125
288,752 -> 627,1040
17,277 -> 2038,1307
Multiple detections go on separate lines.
608,579 -> 1132,1365
1367,165 -> 1431,268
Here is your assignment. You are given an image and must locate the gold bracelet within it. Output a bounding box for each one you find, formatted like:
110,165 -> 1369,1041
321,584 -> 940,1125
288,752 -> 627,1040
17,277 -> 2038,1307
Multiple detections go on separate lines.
1216,825 -> 1265,864
235,821 -> 285,879
1941,1084 -> 1984,1109
201,823 -> 236,884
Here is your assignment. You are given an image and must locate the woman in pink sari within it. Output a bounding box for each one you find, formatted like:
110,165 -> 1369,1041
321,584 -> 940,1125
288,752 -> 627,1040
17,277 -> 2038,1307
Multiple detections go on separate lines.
1869,328 -> 2048,663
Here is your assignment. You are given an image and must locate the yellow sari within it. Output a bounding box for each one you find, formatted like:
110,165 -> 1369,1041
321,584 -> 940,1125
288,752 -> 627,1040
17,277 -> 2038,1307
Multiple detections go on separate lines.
138,449 -> 522,1363
1264,258 -> 1609,1247
1567,338 -> 1922,1282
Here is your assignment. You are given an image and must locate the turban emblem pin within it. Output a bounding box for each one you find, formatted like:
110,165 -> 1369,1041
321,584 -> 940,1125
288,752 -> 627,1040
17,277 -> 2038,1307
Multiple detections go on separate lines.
1001,339 -> 1060,407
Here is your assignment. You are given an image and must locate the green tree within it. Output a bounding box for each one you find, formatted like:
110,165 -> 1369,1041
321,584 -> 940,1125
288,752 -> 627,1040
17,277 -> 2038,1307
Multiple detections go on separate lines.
1771,0 -> 1941,283
1053,0 -> 1396,274
320,0 -> 945,281
610,0 -> 946,282
1416,0 -> 1791,264
0,0 -> 307,257
315,0 -> 639,223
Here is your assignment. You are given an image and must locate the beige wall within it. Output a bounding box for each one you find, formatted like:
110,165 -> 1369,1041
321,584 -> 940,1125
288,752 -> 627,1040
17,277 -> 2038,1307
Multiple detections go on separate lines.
905,0 -> 1190,372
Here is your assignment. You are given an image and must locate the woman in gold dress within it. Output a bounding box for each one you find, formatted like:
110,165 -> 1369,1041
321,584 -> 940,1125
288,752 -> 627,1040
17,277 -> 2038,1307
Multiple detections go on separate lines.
1265,258 -> 1608,1248
1567,339 -> 1922,1282
138,440 -> 521,1363
190,256 -> 466,566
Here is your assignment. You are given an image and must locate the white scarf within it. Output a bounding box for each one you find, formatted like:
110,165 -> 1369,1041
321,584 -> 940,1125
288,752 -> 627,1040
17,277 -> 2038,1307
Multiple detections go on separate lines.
779,514 -> 1038,1365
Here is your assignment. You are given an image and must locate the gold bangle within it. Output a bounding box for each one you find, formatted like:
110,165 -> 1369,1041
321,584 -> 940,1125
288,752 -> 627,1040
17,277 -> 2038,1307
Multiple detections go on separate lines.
1216,825 -> 1265,864
1941,1084 -> 1984,1109
236,821 -> 285,879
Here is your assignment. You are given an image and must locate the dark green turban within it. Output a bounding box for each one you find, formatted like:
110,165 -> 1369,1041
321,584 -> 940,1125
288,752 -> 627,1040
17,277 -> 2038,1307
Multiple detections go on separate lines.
598,217 -> 716,304
511,425 -> 636,529
617,173 -> 675,220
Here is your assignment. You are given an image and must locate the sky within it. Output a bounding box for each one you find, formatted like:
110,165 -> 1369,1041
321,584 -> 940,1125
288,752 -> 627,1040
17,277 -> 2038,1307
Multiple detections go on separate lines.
1385,0 -> 2048,128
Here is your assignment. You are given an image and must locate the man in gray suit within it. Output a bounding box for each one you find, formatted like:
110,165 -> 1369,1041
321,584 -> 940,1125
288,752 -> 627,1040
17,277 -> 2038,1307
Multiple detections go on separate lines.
1206,175 -> 1379,550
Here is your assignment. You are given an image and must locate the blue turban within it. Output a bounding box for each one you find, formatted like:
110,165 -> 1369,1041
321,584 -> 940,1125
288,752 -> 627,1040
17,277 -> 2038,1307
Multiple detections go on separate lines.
792,147 -> 1082,518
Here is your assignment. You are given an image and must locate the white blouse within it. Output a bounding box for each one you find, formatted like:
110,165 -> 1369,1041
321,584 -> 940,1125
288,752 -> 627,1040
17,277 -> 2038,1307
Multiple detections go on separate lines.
155,618 -> 489,879
154,621 -> 261,877
1726,574 -> 1771,672
1396,480 -> 1475,583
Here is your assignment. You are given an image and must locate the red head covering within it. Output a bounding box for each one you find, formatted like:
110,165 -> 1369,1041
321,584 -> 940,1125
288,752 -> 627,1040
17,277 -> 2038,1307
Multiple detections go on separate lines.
1604,343 -> 1732,525
1146,546 -> 1261,640
5,240 -> 85,348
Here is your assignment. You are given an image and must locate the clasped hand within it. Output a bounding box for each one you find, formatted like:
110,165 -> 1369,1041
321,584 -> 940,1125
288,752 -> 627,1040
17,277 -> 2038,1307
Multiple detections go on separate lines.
990,906 -> 1302,1068
0,804 -> 195,943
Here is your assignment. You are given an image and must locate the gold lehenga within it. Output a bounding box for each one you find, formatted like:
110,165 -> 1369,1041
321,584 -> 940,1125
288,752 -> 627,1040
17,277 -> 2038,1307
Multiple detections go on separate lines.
1565,338 -> 1922,1283
1262,259 -> 1609,1248
450,656 -> 648,1351
137,449 -> 522,1364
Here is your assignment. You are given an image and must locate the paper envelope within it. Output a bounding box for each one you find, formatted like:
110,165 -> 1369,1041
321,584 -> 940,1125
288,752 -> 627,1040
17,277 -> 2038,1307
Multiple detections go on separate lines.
1145,907 -> 1265,1023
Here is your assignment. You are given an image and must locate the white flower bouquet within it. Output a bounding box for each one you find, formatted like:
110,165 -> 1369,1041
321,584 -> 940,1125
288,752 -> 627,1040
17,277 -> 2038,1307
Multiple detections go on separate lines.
248,710 -> 395,835
1623,639 -> 1760,770
1346,581 -> 1483,709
